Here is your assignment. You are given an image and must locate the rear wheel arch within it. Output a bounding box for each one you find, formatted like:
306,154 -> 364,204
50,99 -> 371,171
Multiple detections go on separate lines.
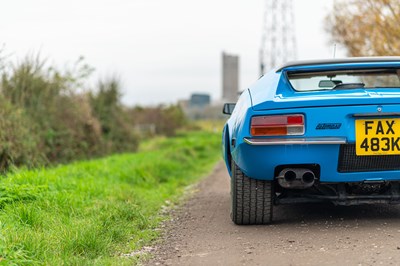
223,125 -> 232,175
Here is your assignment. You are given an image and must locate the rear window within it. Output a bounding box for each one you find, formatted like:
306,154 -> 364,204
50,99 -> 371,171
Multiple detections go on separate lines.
287,69 -> 400,92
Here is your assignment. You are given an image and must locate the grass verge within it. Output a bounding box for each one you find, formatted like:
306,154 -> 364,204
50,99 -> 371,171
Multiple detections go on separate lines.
0,130 -> 221,265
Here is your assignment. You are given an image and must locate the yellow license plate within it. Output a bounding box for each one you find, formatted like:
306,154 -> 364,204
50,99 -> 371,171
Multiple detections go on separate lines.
356,119 -> 400,156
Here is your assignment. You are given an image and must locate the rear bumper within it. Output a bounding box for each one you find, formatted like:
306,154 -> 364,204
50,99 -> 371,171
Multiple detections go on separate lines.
233,139 -> 400,182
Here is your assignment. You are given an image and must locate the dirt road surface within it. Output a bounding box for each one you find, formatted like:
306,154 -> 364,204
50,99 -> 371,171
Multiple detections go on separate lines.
147,162 -> 400,266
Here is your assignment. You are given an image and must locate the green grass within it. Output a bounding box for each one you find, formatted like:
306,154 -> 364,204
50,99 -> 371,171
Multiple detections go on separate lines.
0,130 -> 221,265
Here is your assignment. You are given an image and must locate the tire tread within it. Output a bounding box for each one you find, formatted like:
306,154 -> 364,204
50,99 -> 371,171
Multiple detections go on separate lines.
231,162 -> 273,225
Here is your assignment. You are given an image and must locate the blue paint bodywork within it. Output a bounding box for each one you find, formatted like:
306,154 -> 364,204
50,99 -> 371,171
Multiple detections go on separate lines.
222,60 -> 400,183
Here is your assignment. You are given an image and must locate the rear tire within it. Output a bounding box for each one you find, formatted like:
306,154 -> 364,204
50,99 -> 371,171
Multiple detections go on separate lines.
231,162 -> 273,225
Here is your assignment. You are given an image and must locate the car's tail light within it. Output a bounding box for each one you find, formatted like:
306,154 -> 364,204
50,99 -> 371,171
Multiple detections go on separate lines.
250,114 -> 305,136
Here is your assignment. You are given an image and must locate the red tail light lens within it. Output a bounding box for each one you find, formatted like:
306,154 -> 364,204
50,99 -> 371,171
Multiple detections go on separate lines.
250,114 -> 305,136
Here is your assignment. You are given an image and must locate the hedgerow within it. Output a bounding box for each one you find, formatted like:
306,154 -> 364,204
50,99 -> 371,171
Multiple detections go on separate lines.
0,53 -> 186,170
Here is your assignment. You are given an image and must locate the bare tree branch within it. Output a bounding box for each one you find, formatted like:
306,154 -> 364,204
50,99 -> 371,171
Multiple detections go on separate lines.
326,0 -> 400,56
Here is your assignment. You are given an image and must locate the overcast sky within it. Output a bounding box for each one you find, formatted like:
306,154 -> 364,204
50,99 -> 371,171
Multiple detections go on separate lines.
0,0 -> 346,106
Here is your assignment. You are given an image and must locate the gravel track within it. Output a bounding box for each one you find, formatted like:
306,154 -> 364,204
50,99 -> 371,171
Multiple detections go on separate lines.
147,162 -> 400,266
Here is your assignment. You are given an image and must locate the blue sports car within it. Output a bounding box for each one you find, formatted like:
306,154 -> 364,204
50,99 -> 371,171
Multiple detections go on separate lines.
222,57 -> 400,225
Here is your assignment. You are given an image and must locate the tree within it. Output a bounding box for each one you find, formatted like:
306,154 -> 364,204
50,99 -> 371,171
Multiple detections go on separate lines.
326,0 -> 400,56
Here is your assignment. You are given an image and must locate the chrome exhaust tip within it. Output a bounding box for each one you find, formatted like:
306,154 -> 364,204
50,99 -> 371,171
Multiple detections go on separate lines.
302,171 -> 315,184
277,168 -> 316,189
283,170 -> 297,182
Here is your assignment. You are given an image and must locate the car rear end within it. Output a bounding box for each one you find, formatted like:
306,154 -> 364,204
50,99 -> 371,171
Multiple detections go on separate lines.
227,58 -> 400,224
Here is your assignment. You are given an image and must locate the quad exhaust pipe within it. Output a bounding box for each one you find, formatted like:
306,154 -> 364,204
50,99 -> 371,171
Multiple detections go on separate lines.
277,168 -> 316,189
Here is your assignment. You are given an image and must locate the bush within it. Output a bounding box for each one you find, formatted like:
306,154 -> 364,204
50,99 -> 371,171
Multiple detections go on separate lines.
1,55 -> 105,164
0,55 -> 140,169
0,53 -> 188,170
0,96 -> 41,170
44,94 -> 103,162
90,77 -> 139,154
130,105 -> 187,137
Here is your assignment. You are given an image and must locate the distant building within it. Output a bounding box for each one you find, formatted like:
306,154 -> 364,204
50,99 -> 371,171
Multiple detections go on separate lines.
189,93 -> 210,108
178,93 -> 225,120
222,52 -> 239,102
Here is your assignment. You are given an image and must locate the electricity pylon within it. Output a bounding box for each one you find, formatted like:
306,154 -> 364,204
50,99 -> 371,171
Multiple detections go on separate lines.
260,0 -> 297,75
